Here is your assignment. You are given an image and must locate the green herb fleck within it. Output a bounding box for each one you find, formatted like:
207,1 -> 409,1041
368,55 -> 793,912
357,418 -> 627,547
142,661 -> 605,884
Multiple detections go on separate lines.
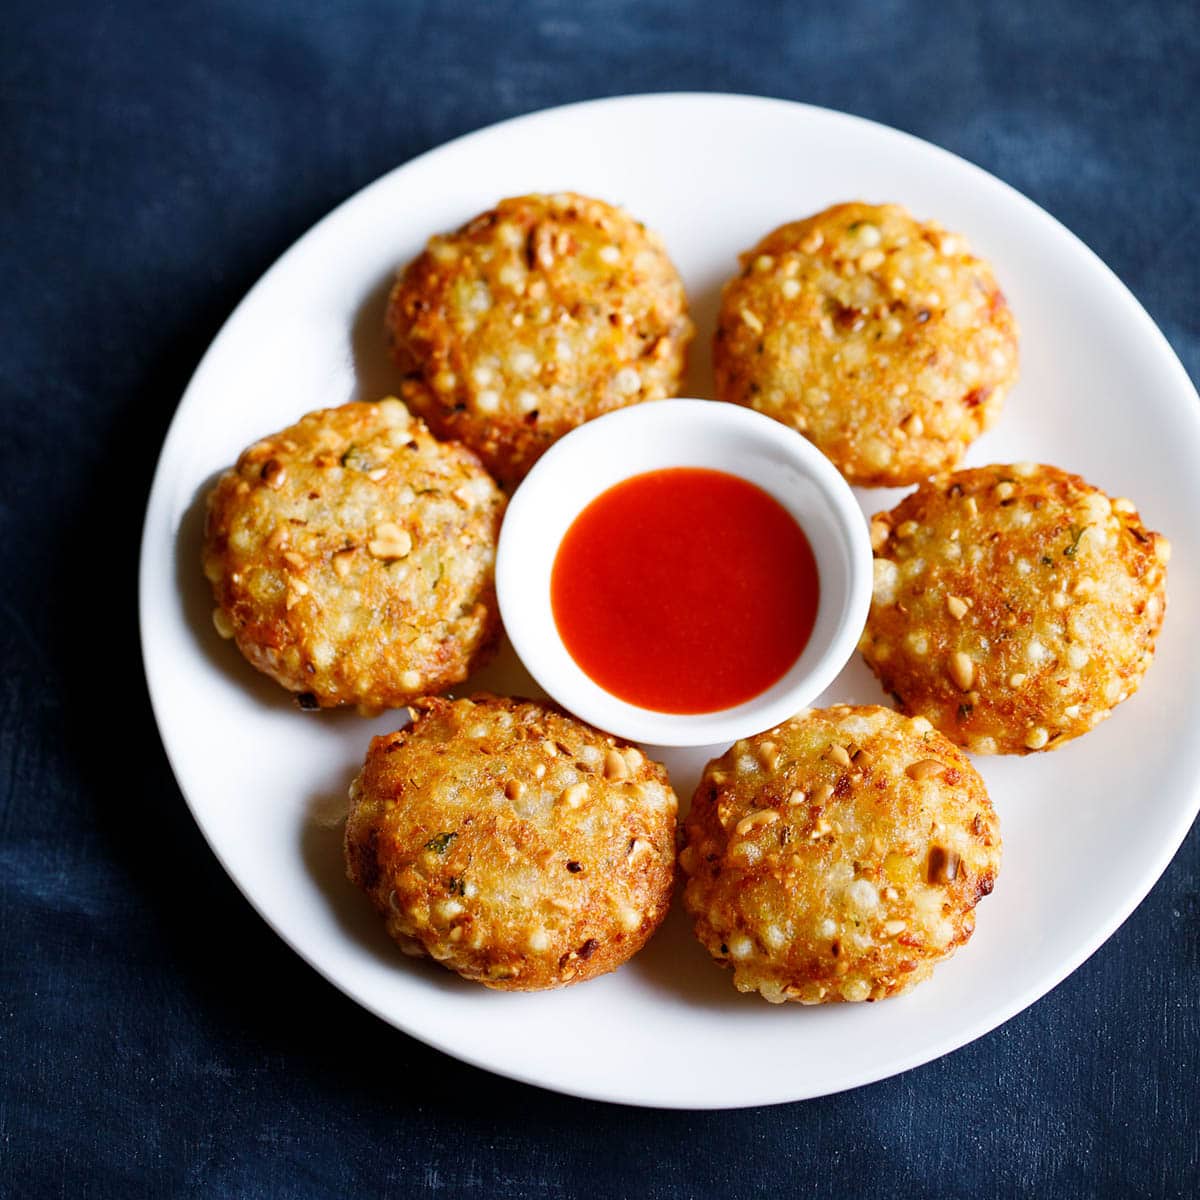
424,832 -> 457,854
956,703 -> 973,722
340,444 -> 378,472
446,876 -> 465,895
1041,555 -> 1054,566
1063,525 -> 1086,558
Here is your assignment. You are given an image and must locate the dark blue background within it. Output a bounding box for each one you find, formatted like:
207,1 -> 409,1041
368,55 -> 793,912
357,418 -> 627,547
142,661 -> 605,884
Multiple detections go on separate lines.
3,2 -> 1197,1196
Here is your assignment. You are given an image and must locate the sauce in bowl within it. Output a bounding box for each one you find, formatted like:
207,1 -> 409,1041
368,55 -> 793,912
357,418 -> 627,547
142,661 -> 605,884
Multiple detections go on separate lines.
550,467 -> 819,714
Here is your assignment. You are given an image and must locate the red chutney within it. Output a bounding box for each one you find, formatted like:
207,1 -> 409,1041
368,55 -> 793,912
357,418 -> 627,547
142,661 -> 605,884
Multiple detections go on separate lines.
550,467 -> 819,714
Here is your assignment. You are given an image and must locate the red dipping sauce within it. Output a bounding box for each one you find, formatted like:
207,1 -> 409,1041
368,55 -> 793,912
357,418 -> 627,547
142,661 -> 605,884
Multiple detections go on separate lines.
550,468 -> 820,714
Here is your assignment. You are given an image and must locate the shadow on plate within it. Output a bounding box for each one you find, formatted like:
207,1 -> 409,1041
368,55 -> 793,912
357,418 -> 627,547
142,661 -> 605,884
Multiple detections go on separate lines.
623,887 -> 763,1012
350,266 -> 403,404
680,269 -> 723,402
818,650 -> 890,709
458,636 -> 542,700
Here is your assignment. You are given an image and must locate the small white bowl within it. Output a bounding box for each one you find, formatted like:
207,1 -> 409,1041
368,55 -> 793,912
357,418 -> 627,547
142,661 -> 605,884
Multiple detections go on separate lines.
495,398 -> 872,747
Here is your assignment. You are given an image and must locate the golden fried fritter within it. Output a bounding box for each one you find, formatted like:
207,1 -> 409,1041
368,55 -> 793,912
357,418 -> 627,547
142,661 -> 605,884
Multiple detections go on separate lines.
202,398 -> 505,711
680,705 -> 1000,1003
344,695 -> 678,990
386,192 -> 693,484
859,463 -> 1170,753
713,202 -> 1018,485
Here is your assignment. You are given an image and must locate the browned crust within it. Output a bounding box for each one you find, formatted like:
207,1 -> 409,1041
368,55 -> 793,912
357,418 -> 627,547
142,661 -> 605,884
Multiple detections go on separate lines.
859,464 -> 1169,753
386,193 -> 692,485
713,202 -> 1019,486
202,398 -> 505,710
344,694 -> 679,990
679,705 -> 1001,1003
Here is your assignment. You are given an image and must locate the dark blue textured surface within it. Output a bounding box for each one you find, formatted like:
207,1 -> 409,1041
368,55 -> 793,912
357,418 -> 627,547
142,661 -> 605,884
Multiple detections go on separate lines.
3,2 -> 1198,1196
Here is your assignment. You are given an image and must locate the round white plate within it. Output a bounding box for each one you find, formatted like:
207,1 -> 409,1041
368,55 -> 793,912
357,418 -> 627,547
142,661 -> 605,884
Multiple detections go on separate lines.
139,93 -> 1200,1109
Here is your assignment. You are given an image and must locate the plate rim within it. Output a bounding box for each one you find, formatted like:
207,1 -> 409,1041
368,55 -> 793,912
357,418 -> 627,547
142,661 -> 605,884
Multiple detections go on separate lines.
138,90 -> 1200,1109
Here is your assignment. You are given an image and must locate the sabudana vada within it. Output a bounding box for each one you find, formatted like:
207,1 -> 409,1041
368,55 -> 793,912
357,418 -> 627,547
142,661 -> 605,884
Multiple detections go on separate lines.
386,192 -> 693,484
345,695 -> 678,990
713,202 -> 1018,486
202,398 -> 505,711
680,705 -> 1000,1004
681,700 -> 998,1003
859,463 -> 1170,753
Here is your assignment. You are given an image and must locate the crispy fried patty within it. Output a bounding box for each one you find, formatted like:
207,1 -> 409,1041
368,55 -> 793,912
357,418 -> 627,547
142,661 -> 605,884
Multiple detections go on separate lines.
680,705 -> 1000,1003
344,695 -> 678,990
713,202 -> 1018,486
203,398 -> 505,711
859,463 -> 1170,753
386,192 -> 693,484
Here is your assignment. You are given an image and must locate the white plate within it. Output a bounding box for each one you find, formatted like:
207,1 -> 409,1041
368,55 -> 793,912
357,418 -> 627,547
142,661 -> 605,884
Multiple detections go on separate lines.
139,93 -> 1200,1109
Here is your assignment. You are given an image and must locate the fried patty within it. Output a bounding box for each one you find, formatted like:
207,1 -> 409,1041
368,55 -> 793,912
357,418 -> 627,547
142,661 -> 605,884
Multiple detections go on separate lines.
859,463 -> 1170,753
713,202 -> 1018,485
202,398 -> 505,711
680,705 -> 1000,1003
386,192 -> 693,484
344,695 -> 678,990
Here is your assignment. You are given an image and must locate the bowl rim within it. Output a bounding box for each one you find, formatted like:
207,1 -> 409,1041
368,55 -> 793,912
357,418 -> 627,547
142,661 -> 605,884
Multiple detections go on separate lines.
495,398 -> 874,746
